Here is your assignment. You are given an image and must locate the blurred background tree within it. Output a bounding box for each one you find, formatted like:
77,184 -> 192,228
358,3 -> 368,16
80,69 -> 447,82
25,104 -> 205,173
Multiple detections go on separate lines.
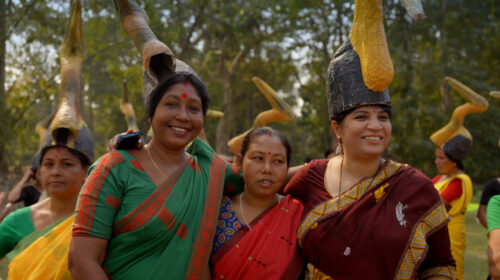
1,0 -> 499,182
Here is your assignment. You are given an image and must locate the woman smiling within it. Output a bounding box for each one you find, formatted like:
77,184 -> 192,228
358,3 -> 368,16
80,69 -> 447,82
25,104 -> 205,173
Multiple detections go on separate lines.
284,0 -> 455,277
69,66 -> 242,280
210,127 -> 304,279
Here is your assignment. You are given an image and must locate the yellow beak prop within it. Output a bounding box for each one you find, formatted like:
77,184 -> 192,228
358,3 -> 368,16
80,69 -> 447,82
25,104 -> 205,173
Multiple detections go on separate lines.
430,77 -> 489,147
227,77 -> 294,155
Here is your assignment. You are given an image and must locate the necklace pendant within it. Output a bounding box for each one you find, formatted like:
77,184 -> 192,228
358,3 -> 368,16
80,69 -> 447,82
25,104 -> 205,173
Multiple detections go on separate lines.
343,246 -> 351,256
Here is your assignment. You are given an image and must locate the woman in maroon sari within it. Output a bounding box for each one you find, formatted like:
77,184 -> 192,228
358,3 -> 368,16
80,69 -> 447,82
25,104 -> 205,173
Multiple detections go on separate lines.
210,127 -> 304,279
284,0 -> 455,278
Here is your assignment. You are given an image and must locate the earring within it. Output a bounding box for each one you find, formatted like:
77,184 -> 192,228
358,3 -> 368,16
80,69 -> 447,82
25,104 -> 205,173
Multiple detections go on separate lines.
336,139 -> 343,155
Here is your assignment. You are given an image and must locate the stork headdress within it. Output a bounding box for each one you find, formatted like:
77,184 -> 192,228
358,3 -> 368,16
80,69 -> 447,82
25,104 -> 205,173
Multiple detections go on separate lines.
430,77 -> 489,166
327,0 -> 425,120
41,0 -> 94,164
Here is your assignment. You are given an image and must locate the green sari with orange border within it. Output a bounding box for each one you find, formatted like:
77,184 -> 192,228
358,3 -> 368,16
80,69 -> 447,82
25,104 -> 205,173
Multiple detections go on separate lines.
73,138 -> 242,279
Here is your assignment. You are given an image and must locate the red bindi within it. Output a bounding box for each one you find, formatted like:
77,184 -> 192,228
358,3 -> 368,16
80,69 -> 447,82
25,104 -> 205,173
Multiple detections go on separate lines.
182,93 -> 188,99
268,152 -> 271,155
268,131 -> 273,137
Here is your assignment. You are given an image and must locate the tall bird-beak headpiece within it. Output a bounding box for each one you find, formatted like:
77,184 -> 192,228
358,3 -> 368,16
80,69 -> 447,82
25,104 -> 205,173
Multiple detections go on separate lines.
227,77 -> 294,155
430,77 -> 489,163
113,0 -> 202,101
41,0 -> 94,164
327,0 -> 425,120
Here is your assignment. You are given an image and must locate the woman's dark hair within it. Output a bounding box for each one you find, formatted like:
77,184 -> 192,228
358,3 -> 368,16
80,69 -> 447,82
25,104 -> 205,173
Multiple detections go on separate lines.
146,72 -> 210,119
333,104 -> 392,124
240,126 -> 292,166
444,151 -> 465,171
40,145 -> 91,168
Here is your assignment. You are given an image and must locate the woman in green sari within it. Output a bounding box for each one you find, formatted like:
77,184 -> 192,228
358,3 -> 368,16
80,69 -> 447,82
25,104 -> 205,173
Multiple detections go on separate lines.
0,1 -> 93,278
0,130 -> 92,259
0,129 -> 93,279
69,70 -> 242,280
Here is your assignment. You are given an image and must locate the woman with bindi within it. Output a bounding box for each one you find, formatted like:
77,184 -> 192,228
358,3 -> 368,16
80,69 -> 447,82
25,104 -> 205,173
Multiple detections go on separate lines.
0,125 -> 93,280
69,65 -> 243,280
210,127 -> 304,279
0,2 -> 93,277
0,129 -> 92,264
284,0 -> 455,278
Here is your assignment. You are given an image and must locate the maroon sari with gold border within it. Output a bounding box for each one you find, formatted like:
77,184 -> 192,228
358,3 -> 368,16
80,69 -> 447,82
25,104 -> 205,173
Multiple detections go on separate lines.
285,159 -> 456,280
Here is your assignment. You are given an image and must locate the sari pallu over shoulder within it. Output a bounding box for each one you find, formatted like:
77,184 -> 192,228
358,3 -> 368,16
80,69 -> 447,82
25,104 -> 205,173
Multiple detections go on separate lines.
298,161 -> 455,280
111,140 -> 228,279
434,173 -> 472,280
0,215 -> 73,280
434,174 -> 473,217
210,195 -> 304,280
73,138 -> 236,280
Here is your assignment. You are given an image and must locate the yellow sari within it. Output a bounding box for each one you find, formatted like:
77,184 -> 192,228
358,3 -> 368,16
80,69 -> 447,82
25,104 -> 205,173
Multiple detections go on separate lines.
434,174 -> 473,280
6,215 -> 74,280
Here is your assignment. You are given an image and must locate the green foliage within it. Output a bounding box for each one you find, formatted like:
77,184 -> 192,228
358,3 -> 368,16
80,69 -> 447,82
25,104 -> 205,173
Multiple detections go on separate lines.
385,0 -> 500,180
1,0 -> 499,181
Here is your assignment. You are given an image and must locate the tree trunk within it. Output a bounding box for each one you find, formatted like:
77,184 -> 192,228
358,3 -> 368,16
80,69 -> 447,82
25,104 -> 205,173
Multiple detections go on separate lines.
0,0 -> 5,101
0,0 -> 7,169
438,0 -> 450,113
215,37 -> 230,155
215,39 -> 251,155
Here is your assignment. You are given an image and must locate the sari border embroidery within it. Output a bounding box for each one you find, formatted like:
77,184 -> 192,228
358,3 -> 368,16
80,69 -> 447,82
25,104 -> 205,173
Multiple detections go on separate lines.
298,160 -> 402,244
105,194 -> 120,210
417,265 -> 456,279
305,263 -> 333,280
112,159 -> 190,236
186,154 -> 227,279
393,202 -> 450,280
74,152 -> 124,234
157,204 -> 176,229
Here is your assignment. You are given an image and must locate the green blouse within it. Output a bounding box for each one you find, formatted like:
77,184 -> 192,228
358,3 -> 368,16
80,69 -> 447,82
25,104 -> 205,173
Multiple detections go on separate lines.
0,206 -> 35,258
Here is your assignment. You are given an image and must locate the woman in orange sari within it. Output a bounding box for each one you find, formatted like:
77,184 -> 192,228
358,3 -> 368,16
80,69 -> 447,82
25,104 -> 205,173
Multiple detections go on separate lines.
210,127 -> 304,279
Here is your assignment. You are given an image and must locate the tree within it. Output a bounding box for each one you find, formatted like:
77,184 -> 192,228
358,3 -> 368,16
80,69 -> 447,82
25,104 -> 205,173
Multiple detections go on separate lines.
1,0 -> 499,181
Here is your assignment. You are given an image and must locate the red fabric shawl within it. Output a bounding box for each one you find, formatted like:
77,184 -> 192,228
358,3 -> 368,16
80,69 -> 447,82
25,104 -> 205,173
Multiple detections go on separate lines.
210,195 -> 304,280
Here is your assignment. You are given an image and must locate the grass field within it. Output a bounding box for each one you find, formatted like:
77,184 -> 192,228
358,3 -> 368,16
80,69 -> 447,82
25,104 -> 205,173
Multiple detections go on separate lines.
465,192 -> 489,279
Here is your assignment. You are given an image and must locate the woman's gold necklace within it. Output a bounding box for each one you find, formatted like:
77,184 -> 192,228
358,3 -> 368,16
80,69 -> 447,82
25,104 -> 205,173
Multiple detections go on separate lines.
239,193 -> 253,231
145,145 -> 167,178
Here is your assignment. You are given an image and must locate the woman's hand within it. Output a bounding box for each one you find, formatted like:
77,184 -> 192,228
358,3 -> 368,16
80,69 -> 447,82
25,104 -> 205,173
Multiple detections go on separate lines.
23,166 -> 34,180
7,166 -> 35,204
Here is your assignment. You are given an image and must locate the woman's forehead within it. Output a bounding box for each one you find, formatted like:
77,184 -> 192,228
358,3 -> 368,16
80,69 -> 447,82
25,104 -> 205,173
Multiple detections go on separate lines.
164,82 -> 200,100
43,147 -> 75,159
248,135 -> 286,153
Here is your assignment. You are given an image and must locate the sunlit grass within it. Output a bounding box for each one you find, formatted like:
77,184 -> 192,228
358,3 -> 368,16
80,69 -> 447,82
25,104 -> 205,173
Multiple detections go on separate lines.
465,191 -> 488,279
